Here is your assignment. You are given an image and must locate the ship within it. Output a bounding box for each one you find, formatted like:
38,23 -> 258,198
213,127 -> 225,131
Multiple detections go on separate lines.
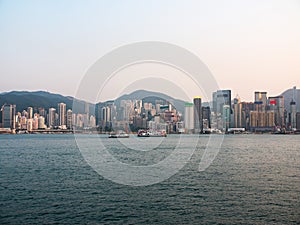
137,129 -> 167,137
108,131 -> 129,138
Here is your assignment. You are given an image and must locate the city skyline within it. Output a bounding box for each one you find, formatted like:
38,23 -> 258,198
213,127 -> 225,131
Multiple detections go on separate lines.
1,1 -> 300,102
0,85 -> 298,104
2,86 -> 300,134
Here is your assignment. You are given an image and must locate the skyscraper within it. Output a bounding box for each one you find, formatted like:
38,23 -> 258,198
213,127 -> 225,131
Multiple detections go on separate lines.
1,104 -> 16,129
290,100 -> 297,129
222,105 -> 230,131
38,116 -> 45,129
233,97 -> 242,128
101,106 -> 111,129
27,107 -> 33,119
212,90 -> 232,115
67,109 -> 73,129
184,102 -> 194,132
254,91 -> 267,112
296,112 -> 300,130
48,108 -> 56,128
58,103 -> 66,127
193,96 -> 202,133
268,96 -> 285,127
202,106 -> 211,129
254,91 -> 267,103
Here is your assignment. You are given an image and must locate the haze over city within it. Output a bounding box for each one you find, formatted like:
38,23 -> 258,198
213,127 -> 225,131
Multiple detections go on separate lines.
1,0 -> 300,102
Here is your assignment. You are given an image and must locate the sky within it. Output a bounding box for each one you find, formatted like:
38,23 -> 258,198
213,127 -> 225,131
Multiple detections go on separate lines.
0,0 -> 299,103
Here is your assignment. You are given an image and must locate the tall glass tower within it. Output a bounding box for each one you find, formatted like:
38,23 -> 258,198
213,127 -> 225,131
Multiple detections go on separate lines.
193,96 -> 202,133
1,104 -> 16,129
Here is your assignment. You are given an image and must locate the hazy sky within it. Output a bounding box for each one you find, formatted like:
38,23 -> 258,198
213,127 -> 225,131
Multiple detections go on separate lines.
1,0 -> 299,102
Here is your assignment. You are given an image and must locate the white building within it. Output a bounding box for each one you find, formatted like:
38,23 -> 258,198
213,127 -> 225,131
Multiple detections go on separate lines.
184,102 -> 194,132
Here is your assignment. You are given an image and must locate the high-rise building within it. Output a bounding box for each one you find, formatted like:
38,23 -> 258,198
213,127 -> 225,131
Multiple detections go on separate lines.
101,106 -> 111,129
48,108 -> 56,128
254,91 -> 267,112
290,100 -> 297,129
193,96 -> 202,133
120,100 -> 134,121
202,106 -> 211,129
84,102 -> 89,115
184,102 -> 194,132
233,97 -> 242,128
249,110 -> 275,132
38,116 -> 45,129
89,115 -> 96,127
296,112 -> 300,130
38,107 -> 47,119
222,105 -> 231,131
1,104 -> 16,129
135,100 -> 143,114
254,91 -> 267,106
268,96 -> 285,127
212,90 -> 231,114
27,107 -> 33,119
32,115 -> 39,130
58,103 -> 66,126
67,109 -> 73,129
27,119 -> 33,132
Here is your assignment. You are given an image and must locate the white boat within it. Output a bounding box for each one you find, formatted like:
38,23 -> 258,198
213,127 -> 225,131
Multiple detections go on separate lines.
108,131 -> 129,138
137,129 -> 167,137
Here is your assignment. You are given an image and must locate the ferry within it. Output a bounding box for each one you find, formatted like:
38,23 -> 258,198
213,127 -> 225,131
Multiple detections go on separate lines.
137,129 -> 167,137
108,131 -> 129,138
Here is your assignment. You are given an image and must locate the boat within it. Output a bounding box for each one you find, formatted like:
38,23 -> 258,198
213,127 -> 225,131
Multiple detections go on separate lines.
137,129 -> 167,137
108,131 -> 129,138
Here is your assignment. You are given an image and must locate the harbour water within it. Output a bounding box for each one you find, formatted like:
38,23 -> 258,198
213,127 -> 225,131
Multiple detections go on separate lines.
0,134 -> 299,224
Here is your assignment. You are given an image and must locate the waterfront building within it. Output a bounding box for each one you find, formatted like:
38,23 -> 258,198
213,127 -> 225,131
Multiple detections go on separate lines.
212,90 -> 231,130
38,107 -> 47,122
212,90 -> 231,115
1,104 -> 16,129
48,108 -> 56,128
38,116 -> 45,129
32,116 -> 39,130
58,103 -> 67,126
249,111 -> 275,132
89,115 -> 96,127
176,121 -> 184,133
193,96 -> 202,133
67,109 -> 73,129
76,114 -> 84,128
222,105 -> 231,131
100,105 -> 112,130
27,119 -> 33,132
233,97 -> 242,128
72,113 -> 76,127
289,100 -> 297,129
268,96 -> 285,127
20,116 -> 27,130
202,106 -> 211,129
27,107 -> 33,119
296,112 -> 300,130
184,102 -> 194,132
254,91 -> 267,111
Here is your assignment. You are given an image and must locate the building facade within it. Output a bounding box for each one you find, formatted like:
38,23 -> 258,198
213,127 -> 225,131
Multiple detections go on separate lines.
193,96 -> 202,133
1,104 -> 16,129
184,102 -> 194,132
58,103 -> 66,127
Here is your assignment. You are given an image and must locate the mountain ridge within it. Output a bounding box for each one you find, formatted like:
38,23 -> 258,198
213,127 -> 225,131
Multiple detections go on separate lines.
1,88 -> 298,115
0,90 -> 187,115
